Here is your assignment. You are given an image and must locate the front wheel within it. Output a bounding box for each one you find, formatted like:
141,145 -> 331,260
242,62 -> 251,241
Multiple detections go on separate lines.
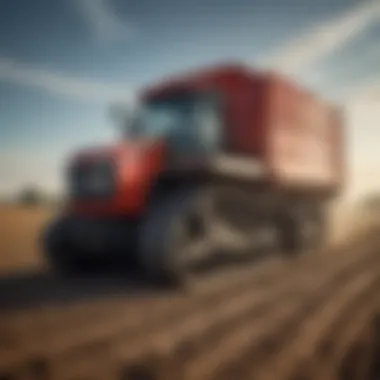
138,190 -> 213,287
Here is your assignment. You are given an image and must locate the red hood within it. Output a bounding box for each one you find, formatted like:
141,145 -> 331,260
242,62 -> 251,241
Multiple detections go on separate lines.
70,140 -> 156,164
68,139 -> 167,217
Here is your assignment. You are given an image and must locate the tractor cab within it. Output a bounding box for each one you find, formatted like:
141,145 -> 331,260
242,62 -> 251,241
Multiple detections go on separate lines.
114,90 -> 223,169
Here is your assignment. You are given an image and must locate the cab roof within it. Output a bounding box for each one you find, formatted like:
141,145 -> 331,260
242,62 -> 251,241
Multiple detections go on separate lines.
141,63 -> 260,100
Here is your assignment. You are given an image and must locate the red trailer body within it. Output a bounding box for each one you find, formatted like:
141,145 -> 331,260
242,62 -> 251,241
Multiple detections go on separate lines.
143,64 -> 344,195
264,73 -> 343,193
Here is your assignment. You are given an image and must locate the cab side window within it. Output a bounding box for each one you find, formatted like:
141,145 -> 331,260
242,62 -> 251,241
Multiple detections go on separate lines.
167,93 -> 223,160
195,100 -> 222,155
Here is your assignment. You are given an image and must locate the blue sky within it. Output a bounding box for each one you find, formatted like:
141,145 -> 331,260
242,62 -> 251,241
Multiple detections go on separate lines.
1,0 -> 380,198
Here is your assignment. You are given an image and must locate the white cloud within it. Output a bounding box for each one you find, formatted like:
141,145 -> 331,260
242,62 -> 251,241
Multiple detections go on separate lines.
304,38 -> 380,93
0,57 -> 134,103
76,0 -> 134,42
261,0 -> 380,76
0,1 -> 137,103
346,78 -> 380,105
343,84 -> 380,200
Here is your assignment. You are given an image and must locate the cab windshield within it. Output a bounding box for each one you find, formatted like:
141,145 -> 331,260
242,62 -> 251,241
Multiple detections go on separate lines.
114,91 -> 221,156
124,94 -> 196,140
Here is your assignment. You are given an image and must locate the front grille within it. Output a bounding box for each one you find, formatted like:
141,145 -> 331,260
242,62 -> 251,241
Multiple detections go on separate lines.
68,159 -> 116,199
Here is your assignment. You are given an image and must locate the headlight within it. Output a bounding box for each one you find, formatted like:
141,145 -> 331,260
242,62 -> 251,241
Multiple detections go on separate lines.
86,174 -> 111,192
69,160 -> 115,198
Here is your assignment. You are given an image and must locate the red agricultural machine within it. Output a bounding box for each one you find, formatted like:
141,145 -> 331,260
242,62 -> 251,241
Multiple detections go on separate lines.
43,64 -> 344,284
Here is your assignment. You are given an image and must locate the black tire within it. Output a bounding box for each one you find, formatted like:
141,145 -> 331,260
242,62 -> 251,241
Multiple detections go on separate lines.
138,189 -> 213,287
42,217 -> 82,277
277,212 -> 302,256
277,204 -> 327,257
306,205 -> 327,250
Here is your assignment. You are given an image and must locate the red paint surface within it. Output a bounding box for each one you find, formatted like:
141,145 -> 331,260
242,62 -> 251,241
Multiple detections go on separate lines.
69,140 -> 166,217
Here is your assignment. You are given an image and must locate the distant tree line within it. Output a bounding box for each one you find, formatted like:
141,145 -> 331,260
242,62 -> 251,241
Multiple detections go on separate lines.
17,186 -> 45,205
16,186 -> 62,207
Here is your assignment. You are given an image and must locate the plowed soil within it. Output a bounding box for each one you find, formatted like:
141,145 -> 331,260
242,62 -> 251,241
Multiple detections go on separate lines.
0,225 -> 380,380
0,204 -> 53,273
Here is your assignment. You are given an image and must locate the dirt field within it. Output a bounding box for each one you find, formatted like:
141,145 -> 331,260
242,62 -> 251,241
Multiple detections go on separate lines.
0,204 -> 55,273
0,204 -> 380,379
0,227 -> 379,380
